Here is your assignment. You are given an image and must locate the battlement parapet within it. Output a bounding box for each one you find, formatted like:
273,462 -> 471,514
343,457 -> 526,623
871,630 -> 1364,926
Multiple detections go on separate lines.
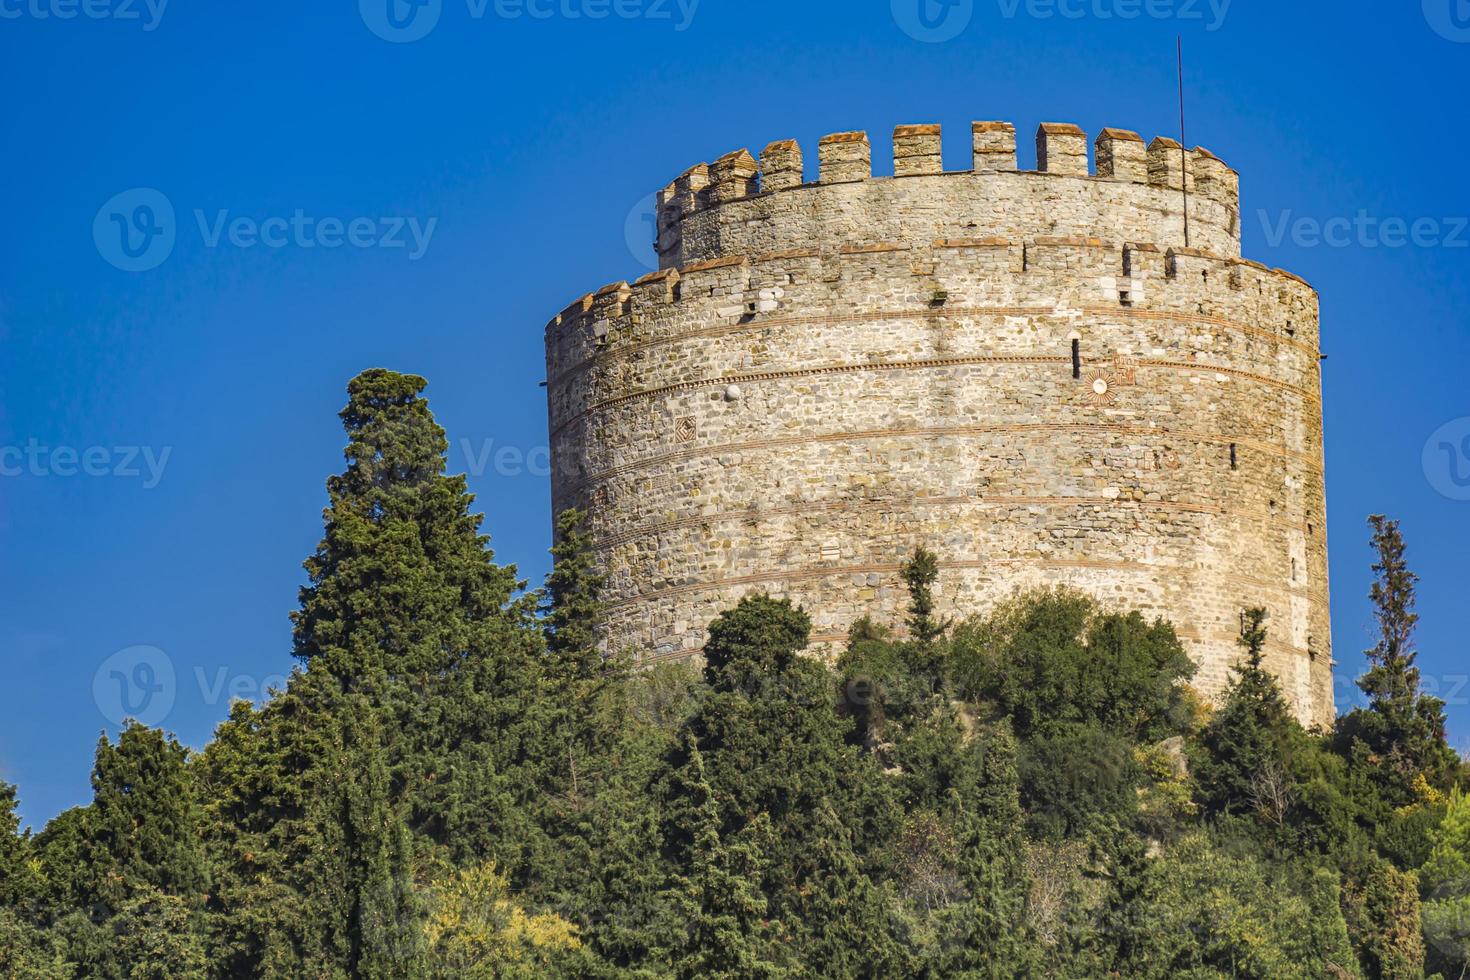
654,121 -> 1243,268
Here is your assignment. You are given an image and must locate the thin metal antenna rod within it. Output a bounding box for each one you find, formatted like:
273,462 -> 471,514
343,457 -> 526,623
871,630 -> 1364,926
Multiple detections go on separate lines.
1178,35 -> 1191,247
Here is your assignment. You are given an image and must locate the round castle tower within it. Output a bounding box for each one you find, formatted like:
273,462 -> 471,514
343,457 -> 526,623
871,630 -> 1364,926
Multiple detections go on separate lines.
545,120 -> 1334,728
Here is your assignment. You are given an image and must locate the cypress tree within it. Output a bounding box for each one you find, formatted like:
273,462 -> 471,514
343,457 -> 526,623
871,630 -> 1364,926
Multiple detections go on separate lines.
663,733 -> 785,979
542,509 -> 607,686
672,596 -> 902,975
1196,608 -> 1301,820
1341,516 -> 1457,806
0,781 -> 33,909
901,546 -> 952,654
289,369 -> 547,864
88,724 -> 208,908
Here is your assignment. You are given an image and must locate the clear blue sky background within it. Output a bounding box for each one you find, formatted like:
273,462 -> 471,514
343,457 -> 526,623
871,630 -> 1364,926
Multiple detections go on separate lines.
2,0 -> 1467,828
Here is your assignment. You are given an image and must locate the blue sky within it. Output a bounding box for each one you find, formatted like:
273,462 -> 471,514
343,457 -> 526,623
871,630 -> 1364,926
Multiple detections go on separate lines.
1,0 -> 1467,828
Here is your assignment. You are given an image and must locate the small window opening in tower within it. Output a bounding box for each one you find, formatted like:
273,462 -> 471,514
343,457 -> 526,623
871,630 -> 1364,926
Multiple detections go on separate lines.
1072,339 -> 1081,379
1230,443 -> 1238,470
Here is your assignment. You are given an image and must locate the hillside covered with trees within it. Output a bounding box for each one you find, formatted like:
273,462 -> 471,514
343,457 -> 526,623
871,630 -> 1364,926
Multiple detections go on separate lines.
2,370 -> 1466,978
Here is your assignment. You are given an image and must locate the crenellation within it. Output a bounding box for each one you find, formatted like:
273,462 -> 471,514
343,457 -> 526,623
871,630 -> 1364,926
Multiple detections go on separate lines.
972,120 -> 1018,171
1096,128 -> 1148,182
818,131 -> 872,183
547,118 -> 1333,728
760,139 -> 804,191
1037,122 -> 1090,176
709,149 -> 759,203
893,124 -> 944,176
1148,136 -> 1191,191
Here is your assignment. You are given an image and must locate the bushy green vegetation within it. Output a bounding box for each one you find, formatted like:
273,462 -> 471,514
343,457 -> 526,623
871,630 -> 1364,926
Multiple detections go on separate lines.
0,370 -> 1465,978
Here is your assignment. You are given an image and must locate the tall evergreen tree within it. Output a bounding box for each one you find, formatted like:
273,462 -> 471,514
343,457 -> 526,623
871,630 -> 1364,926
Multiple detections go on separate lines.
662,733 -> 785,979
88,724 -> 209,909
0,780 -> 33,909
1340,516 -> 1457,806
1196,608 -> 1302,820
671,596 -> 903,976
288,369 -> 547,864
901,546 -> 951,653
541,509 -> 607,685
937,721 -> 1042,976
329,695 -> 424,978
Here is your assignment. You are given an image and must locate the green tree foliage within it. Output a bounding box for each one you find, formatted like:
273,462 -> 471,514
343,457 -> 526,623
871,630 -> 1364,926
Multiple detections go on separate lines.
901,546 -> 951,653
1343,861 -> 1426,980
542,509 -> 608,685
291,369 -> 545,867
0,907 -> 68,979
1338,517 -> 1458,808
951,588 -> 1197,743
1195,608 -> 1304,822
670,595 -> 906,977
1106,832 -> 1361,979
0,781 -> 34,909
88,724 -> 209,909
12,370 -> 1467,980
1421,789 -> 1470,978
107,888 -> 209,980
661,734 -> 786,979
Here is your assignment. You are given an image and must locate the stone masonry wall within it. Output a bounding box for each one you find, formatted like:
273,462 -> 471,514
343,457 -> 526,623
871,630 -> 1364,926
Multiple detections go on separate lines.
544,121 -> 1334,729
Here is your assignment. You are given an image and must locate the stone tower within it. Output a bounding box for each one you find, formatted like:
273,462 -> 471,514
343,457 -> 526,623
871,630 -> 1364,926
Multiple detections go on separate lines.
544,120 -> 1334,728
